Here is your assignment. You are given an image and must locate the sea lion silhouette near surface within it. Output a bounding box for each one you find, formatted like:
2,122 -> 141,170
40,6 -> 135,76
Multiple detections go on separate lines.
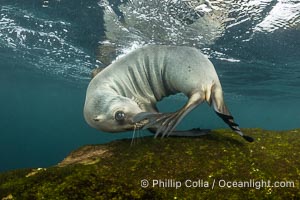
84,45 -> 253,142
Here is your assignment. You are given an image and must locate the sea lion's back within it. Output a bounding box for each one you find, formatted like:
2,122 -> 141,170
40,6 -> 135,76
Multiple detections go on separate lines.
143,45 -> 219,96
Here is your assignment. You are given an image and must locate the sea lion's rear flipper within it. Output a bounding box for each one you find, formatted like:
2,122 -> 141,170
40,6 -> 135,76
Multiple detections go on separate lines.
133,92 -> 205,138
211,85 -> 254,142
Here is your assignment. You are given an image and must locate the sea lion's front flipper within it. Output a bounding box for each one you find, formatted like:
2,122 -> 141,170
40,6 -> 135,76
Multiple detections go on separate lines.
132,112 -> 173,130
133,112 -> 181,137
132,112 -> 157,123
133,92 -> 205,138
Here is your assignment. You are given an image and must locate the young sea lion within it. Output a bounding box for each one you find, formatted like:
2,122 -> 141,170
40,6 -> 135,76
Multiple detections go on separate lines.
84,45 -> 253,142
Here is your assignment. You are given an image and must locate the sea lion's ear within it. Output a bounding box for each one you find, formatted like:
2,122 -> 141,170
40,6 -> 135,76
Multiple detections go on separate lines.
91,67 -> 104,79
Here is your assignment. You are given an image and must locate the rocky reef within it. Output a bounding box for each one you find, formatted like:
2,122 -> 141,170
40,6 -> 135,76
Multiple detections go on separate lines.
0,129 -> 299,199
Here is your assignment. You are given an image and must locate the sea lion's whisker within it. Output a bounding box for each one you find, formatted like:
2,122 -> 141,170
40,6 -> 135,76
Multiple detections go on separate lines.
131,124 -> 137,146
137,126 -> 141,144
131,122 -> 144,146
138,125 -> 145,143
137,121 -> 148,144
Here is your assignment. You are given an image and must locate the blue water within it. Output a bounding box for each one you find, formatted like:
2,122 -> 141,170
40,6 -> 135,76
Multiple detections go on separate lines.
1,0 -> 300,172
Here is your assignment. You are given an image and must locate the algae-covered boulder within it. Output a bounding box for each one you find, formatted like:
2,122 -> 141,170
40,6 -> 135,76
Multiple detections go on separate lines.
0,129 -> 299,199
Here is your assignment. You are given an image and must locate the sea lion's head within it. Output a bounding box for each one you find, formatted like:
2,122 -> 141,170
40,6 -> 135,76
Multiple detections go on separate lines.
84,92 -> 145,132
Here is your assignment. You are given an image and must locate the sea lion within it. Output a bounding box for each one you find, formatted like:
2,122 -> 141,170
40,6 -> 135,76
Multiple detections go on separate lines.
83,45 -> 253,142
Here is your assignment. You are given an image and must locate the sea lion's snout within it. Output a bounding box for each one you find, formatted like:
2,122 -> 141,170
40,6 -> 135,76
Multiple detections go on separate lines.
93,115 -> 104,122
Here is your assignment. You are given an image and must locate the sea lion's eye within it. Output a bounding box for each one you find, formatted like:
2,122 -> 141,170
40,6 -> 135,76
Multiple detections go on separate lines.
115,111 -> 125,121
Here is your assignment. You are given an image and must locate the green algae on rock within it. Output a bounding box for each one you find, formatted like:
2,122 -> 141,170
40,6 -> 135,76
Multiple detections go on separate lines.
0,129 -> 299,199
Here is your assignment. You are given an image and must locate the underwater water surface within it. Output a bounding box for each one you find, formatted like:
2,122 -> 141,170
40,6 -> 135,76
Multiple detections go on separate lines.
0,0 -> 300,172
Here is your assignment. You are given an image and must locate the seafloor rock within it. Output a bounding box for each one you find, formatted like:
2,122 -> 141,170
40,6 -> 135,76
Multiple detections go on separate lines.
0,129 -> 299,199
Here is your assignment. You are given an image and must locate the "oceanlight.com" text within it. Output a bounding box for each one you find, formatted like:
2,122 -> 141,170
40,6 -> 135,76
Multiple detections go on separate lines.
140,179 -> 295,190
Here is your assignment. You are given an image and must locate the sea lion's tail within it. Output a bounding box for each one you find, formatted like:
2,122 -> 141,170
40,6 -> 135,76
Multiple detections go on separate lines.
210,84 -> 254,142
